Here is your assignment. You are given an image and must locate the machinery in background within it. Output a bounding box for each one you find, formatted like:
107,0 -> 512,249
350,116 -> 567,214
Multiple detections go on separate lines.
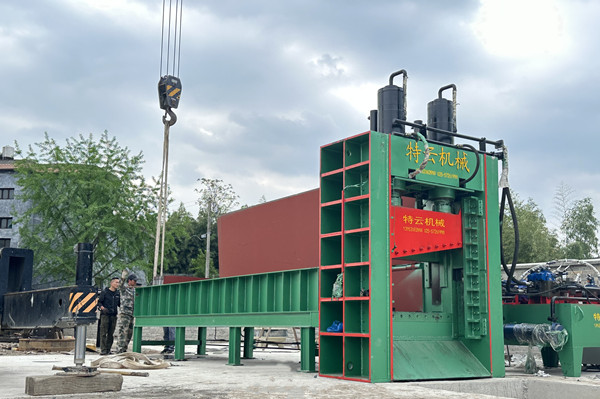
318,70 -> 506,381
503,260 -> 600,376
0,244 -> 97,367
131,69 -> 600,382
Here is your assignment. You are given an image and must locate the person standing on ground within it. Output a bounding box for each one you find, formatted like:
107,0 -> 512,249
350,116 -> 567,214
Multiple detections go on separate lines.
98,277 -> 120,355
162,327 -> 175,354
116,273 -> 138,353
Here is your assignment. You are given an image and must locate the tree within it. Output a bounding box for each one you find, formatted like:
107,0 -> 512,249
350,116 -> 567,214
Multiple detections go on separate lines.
15,132 -> 157,285
162,202 -> 198,275
501,192 -> 560,263
195,178 -> 239,278
552,182 -> 575,244
561,197 -> 599,259
552,184 -> 599,259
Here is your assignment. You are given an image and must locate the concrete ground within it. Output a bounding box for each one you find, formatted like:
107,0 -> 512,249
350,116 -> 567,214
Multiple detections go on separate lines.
1,342 -> 600,399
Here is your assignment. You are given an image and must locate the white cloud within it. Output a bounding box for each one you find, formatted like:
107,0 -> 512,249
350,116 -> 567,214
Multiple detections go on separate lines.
471,0 -> 568,59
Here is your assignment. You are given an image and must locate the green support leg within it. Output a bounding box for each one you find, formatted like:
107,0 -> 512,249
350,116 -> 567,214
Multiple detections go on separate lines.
175,327 -> 185,361
197,327 -> 207,355
132,326 -> 142,353
541,346 -> 559,368
243,327 -> 254,359
228,327 -> 242,366
300,327 -> 316,372
558,345 -> 584,377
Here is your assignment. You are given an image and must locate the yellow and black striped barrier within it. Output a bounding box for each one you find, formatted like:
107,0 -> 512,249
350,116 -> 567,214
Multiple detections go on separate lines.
68,287 -> 97,316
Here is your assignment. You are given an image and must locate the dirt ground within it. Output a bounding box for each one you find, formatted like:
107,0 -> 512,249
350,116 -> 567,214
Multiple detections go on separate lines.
1,325 -> 600,399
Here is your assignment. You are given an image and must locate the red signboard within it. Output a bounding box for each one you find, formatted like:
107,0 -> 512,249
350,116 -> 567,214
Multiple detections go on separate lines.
390,206 -> 463,258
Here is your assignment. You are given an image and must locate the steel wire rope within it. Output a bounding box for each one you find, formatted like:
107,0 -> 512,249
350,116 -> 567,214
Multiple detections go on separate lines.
177,0 -> 183,77
172,0 -> 178,76
159,0 -> 166,76
165,0 -> 172,75
153,0 -> 183,282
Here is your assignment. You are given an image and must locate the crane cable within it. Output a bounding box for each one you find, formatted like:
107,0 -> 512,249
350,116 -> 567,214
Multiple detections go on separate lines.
153,0 -> 183,284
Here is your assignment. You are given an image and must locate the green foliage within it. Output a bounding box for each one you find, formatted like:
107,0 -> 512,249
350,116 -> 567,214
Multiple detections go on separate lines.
162,202 -> 198,274
195,178 -> 239,220
501,191 -> 560,263
161,200 -> 230,278
15,132 -> 157,285
560,197 -> 599,258
195,178 -> 239,278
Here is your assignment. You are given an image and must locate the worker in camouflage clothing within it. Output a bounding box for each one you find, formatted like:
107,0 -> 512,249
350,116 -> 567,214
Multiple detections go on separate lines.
116,272 -> 138,353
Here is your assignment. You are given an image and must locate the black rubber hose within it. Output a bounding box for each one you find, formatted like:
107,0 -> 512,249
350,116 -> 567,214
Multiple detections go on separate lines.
458,144 -> 480,187
500,187 -> 521,293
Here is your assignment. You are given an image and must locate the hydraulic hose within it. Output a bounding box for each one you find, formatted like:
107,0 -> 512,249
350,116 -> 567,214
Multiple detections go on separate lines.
499,145 -> 520,293
456,143 -> 479,187
500,186 -> 521,291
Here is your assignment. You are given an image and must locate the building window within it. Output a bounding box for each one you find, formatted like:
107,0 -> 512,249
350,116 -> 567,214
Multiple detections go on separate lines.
0,188 -> 14,199
0,238 -> 10,248
0,217 -> 12,229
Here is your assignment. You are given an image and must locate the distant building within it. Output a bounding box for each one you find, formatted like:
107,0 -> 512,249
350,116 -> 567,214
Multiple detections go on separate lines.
0,145 -> 29,248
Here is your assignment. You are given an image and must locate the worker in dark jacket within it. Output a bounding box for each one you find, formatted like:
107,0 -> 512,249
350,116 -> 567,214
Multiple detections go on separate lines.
98,277 -> 121,355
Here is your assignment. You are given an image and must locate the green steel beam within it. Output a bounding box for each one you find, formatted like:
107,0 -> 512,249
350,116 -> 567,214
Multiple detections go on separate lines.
243,327 -> 254,359
141,339 -> 200,345
197,327 -> 207,355
132,326 -> 142,353
300,327 -> 316,372
131,268 -> 318,368
135,268 -> 318,319
134,312 -> 318,328
370,131 -> 392,382
175,327 -> 185,360
228,327 -> 242,366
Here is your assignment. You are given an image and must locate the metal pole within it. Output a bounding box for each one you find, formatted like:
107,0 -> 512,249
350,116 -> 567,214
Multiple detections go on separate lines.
74,325 -> 87,367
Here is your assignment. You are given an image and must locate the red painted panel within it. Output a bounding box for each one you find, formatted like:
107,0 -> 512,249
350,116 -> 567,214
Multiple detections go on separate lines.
390,207 -> 463,258
217,189 -> 319,277
163,275 -> 204,284
391,267 -> 423,312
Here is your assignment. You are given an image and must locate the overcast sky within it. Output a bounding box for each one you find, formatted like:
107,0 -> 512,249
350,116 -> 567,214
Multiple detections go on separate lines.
2,0 -> 599,229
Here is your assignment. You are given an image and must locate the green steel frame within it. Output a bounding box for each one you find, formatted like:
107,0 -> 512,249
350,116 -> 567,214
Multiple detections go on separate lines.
319,130 -> 505,382
132,268 -> 318,371
131,130 -> 506,382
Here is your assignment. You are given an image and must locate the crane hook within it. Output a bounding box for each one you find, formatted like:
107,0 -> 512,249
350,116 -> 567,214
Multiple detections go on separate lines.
162,108 -> 177,126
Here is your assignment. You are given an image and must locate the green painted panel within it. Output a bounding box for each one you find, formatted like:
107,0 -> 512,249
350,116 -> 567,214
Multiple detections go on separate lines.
389,136 -> 482,190
321,141 -> 343,174
319,335 -> 343,375
344,133 -> 370,166
136,267 -> 318,318
345,336 -> 369,379
369,131 -> 392,382
393,312 -> 454,340
481,155 -> 506,377
393,340 -> 490,380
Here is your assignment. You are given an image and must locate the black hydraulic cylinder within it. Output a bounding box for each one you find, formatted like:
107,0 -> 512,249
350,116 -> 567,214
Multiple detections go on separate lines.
427,84 -> 456,144
75,243 -> 93,287
377,70 -> 407,134
504,322 -> 568,351
427,98 -> 454,144
369,109 -> 378,131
